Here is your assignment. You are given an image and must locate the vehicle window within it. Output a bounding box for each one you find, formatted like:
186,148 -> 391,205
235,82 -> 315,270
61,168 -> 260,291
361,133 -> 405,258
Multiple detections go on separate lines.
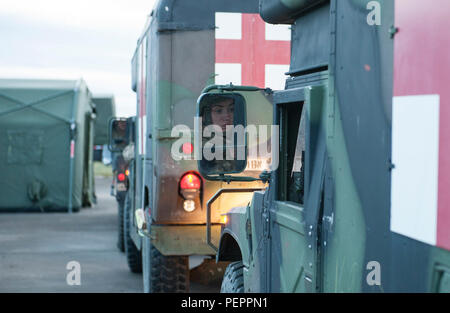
287,108 -> 306,204
291,110 -> 306,175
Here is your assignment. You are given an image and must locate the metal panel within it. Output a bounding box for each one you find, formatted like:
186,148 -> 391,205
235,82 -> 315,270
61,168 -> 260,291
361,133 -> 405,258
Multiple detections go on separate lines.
155,0 -> 259,31
259,0 -> 327,24
150,225 -> 222,255
393,0 -> 450,252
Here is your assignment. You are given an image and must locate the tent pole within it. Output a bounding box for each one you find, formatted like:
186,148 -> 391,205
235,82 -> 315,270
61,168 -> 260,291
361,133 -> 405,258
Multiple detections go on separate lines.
68,81 -> 81,213
68,122 -> 76,214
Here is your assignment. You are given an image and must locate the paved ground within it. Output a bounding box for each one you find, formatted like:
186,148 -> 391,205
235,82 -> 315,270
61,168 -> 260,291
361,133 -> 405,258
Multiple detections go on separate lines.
0,176 -> 220,293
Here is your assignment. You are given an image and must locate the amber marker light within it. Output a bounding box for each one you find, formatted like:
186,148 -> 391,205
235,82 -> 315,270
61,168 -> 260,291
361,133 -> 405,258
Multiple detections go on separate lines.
220,214 -> 228,224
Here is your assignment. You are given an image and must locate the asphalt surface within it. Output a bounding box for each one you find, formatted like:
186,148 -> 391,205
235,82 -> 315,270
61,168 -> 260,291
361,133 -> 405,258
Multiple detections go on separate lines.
0,176 -> 220,293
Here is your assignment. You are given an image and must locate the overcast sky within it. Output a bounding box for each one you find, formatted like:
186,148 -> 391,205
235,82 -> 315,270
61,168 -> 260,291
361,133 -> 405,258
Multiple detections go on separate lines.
0,0 -> 157,117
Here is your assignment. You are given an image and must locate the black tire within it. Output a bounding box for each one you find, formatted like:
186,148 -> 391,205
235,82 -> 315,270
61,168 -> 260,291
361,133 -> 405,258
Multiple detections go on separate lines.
220,261 -> 244,293
117,197 -> 125,252
142,236 -> 189,293
124,193 -> 142,273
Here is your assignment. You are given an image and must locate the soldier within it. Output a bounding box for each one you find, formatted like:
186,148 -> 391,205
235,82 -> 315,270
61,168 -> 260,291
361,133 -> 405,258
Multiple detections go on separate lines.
111,120 -> 128,170
201,96 -> 240,174
210,97 -> 234,133
111,120 -> 128,150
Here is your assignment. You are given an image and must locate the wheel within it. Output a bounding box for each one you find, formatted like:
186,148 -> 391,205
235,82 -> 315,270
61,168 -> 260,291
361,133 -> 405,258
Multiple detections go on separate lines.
142,235 -> 189,293
117,197 -> 125,252
124,193 -> 142,273
220,261 -> 244,293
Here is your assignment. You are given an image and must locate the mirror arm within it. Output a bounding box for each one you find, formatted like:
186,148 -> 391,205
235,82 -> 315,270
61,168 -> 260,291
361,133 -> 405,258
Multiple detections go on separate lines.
202,171 -> 272,184
259,170 -> 272,184
202,174 -> 262,183
201,84 -> 273,95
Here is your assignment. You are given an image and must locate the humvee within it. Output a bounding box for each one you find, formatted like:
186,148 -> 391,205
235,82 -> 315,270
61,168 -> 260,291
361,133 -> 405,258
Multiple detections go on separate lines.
108,116 -> 135,252
196,0 -> 450,292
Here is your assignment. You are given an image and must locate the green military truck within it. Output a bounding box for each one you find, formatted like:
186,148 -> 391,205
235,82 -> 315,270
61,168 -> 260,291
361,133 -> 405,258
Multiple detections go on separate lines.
109,117 -> 135,252
196,0 -> 450,292
108,0 -> 290,292
93,96 -> 116,148
0,78 -> 96,213
92,95 -> 130,252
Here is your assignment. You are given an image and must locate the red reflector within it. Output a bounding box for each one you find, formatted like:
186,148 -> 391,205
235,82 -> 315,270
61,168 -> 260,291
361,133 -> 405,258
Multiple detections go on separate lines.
118,173 -> 126,182
180,173 -> 201,189
182,142 -> 193,154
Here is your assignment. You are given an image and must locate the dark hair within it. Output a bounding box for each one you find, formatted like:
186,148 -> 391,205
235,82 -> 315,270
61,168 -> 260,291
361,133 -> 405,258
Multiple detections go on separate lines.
201,95 -> 234,126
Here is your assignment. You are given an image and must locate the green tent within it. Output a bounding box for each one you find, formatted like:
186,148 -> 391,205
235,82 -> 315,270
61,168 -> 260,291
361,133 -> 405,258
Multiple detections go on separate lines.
0,78 -> 96,212
92,95 -> 116,145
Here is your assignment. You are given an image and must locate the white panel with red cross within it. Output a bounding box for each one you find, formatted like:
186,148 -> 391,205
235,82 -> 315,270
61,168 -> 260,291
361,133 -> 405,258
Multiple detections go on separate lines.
391,0 -> 450,251
215,12 -> 291,90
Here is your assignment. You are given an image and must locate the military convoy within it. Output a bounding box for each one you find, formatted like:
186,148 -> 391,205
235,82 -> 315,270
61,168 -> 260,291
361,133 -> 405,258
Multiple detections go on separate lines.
109,0 -> 450,293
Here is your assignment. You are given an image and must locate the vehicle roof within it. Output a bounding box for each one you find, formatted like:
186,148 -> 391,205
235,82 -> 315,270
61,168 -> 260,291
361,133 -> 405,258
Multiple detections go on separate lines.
133,0 -> 259,52
154,0 -> 259,31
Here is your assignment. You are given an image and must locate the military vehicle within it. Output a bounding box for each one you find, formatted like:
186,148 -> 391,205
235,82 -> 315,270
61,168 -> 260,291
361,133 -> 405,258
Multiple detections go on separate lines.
0,78 -> 96,213
92,95 -> 128,252
93,95 -> 132,252
109,117 -> 135,252
108,0 -> 293,292
93,96 -> 116,148
92,96 -> 115,160
196,0 -> 450,292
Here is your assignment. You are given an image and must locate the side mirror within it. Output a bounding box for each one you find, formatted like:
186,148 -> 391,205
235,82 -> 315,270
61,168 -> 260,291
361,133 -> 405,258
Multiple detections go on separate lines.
195,85 -> 275,182
197,92 -> 247,177
108,118 -> 131,152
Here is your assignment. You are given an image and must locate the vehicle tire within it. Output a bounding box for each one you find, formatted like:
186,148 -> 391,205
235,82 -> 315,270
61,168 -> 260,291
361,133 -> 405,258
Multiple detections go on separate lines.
117,197 -> 125,252
220,261 -> 244,293
142,236 -> 189,293
124,193 -> 142,273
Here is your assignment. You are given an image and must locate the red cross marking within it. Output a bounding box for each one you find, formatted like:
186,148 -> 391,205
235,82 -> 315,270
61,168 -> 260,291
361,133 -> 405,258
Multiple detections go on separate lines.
215,14 -> 291,88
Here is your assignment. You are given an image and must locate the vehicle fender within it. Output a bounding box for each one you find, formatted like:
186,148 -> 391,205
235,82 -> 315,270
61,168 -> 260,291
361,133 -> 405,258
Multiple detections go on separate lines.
217,206 -> 250,266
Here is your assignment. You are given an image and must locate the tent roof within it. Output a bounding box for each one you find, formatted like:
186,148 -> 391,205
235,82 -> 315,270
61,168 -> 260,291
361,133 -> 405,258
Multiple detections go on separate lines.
0,78 -> 85,91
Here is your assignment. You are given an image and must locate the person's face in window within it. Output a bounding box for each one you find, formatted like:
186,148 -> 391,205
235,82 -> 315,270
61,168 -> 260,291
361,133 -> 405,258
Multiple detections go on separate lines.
117,121 -> 126,133
210,99 -> 234,132
113,121 -> 128,148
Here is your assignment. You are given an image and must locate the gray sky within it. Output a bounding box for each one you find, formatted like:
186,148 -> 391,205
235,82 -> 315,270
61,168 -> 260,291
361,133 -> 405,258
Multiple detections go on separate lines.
0,0 -> 157,117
